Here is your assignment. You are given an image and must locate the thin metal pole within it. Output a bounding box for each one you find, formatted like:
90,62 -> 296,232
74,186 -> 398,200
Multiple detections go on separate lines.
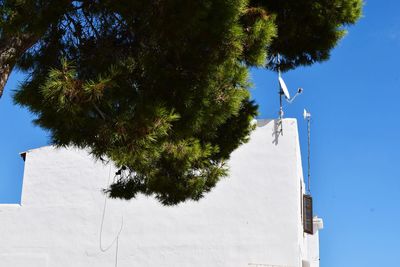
278,62 -> 283,135
280,92 -> 282,117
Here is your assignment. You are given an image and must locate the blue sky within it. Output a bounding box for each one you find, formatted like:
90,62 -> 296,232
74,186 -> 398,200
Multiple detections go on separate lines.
1,1 -> 399,266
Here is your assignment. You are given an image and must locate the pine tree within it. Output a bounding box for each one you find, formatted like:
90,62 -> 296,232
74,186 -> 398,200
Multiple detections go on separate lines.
0,0 -> 362,205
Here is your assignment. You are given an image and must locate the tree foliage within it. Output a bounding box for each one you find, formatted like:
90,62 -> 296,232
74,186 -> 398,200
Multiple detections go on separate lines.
0,0 -> 362,205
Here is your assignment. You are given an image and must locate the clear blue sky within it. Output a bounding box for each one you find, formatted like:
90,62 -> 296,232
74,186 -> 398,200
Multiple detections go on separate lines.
1,1 -> 399,266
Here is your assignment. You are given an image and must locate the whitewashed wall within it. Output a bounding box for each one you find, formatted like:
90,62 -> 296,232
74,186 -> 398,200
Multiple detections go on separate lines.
0,119 -> 322,267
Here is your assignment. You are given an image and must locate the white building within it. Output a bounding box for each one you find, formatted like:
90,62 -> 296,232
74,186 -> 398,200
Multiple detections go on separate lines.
0,119 -> 323,267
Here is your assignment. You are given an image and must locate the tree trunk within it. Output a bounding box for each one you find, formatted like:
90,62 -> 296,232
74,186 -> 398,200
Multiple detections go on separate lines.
0,64 -> 11,97
0,35 -> 38,98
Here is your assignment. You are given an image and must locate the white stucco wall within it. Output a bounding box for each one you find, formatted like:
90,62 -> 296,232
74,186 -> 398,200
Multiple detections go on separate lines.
0,119 -> 321,267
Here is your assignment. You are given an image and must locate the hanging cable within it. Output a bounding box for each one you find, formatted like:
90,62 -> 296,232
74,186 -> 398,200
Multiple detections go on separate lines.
115,236 -> 120,267
304,109 -> 312,194
307,115 -> 311,193
99,164 -> 125,266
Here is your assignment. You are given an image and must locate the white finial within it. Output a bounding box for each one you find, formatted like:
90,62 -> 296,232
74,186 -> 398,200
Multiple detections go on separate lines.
303,108 -> 311,120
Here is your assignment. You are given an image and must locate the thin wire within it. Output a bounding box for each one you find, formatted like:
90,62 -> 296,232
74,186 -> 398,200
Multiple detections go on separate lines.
115,236 -> 120,267
307,117 -> 311,194
99,164 -> 124,266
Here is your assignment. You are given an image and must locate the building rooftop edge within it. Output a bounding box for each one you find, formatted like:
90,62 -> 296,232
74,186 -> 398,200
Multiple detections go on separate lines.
19,118 -> 299,159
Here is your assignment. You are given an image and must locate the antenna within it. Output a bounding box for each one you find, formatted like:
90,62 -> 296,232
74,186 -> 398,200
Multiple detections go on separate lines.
303,109 -> 311,193
276,67 -> 303,135
278,76 -> 291,99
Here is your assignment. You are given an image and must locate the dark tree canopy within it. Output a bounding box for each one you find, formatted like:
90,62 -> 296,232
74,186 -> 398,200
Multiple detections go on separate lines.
0,0 -> 362,205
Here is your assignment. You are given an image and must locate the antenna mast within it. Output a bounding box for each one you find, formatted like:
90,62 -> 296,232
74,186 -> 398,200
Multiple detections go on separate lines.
277,54 -> 285,135
275,54 -> 303,135
278,69 -> 284,135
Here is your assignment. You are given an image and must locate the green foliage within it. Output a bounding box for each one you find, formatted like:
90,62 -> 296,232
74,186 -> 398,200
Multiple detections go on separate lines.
250,0 -> 363,70
2,0 -> 362,205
